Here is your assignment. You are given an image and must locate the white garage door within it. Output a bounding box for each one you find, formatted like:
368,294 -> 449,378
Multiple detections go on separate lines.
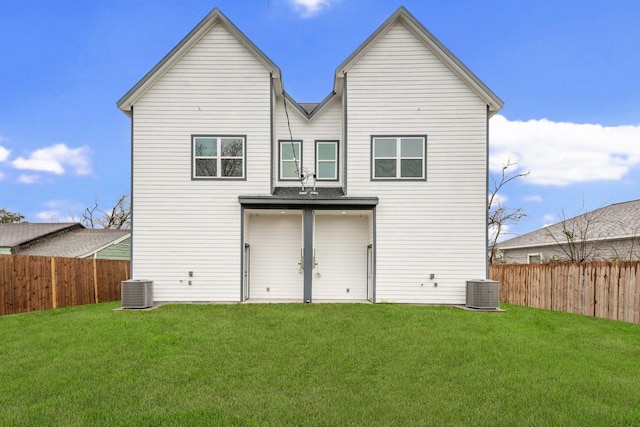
313,213 -> 369,300
248,212 -> 303,300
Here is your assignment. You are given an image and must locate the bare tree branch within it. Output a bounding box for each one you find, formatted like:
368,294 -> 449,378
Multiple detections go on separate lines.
82,193 -> 131,229
488,160 -> 529,264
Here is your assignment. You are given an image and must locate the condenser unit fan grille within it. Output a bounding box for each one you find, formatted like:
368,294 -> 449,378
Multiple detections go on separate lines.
121,280 -> 153,309
466,280 -> 499,309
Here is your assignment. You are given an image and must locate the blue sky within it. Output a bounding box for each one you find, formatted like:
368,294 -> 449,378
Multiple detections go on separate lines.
1,0 -> 639,239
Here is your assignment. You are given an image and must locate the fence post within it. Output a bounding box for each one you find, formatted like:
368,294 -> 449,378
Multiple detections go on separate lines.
93,258 -> 99,304
50,257 -> 57,309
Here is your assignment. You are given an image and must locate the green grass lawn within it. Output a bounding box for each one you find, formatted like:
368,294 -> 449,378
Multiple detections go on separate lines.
1,303 -> 639,426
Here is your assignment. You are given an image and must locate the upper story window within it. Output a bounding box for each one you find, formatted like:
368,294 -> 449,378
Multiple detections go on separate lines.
316,140 -> 338,181
279,140 -> 302,181
193,135 -> 245,179
371,136 -> 426,180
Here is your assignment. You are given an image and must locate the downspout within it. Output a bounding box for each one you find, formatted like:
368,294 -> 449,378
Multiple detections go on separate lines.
130,105 -> 134,279
270,73 -> 275,195
485,104 -> 490,279
342,72 -> 348,195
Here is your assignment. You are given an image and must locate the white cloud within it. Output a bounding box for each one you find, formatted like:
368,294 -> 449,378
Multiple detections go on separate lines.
490,223 -> 514,243
18,174 -> 40,184
289,0 -> 335,17
541,214 -> 557,228
0,146 -> 9,162
12,143 -> 91,175
490,115 -> 640,186
0,171 -> 4,181
35,210 -> 76,222
35,202 -> 79,223
523,195 -> 543,202
490,192 -> 508,206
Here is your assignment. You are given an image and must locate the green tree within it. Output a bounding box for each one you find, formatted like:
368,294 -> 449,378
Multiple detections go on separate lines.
0,208 -> 25,223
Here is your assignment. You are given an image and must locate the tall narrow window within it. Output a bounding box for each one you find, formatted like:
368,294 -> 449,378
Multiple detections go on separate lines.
193,135 -> 245,179
279,140 -> 302,180
316,140 -> 338,181
372,136 -> 426,180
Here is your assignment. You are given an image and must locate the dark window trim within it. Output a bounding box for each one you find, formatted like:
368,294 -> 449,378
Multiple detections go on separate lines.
370,135 -> 427,181
278,139 -> 303,181
191,134 -> 247,181
314,140 -> 340,182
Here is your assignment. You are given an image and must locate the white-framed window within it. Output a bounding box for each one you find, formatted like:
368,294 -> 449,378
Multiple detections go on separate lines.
279,140 -> 302,180
192,135 -> 245,179
528,254 -> 541,264
371,136 -> 426,180
315,140 -> 338,181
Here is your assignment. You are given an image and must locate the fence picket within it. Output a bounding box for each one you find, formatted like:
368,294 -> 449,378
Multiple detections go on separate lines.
491,261 -> 640,324
0,255 -> 129,316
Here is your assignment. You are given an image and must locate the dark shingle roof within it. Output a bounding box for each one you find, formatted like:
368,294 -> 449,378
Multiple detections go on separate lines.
0,223 -> 81,248
273,186 -> 345,199
498,199 -> 640,249
239,187 -> 378,208
19,229 -> 130,258
299,103 -> 320,114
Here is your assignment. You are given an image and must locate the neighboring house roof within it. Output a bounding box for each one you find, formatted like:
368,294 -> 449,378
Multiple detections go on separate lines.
117,6 -> 503,117
0,223 -> 82,249
498,200 -> 640,250
333,6 -> 504,115
19,229 -> 130,258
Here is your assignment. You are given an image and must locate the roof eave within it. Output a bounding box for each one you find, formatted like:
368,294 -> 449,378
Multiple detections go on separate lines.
117,7 -> 281,113
79,232 -> 131,258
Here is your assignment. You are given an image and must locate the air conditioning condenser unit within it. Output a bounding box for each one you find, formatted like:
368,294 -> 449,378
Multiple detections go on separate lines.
466,279 -> 499,309
121,279 -> 154,309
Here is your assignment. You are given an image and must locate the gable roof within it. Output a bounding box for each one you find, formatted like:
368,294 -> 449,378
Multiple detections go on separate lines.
117,7 -> 281,114
19,228 -> 130,258
117,6 -> 502,117
498,200 -> 640,250
334,6 -> 503,115
0,223 -> 82,248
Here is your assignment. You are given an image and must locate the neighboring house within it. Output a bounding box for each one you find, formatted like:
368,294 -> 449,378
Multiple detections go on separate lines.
117,7 -> 503,303
0,223 -> 130,260
497,200 -> 640,264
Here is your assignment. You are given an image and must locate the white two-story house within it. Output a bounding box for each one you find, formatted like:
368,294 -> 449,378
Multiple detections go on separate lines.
117,6 -> 503,304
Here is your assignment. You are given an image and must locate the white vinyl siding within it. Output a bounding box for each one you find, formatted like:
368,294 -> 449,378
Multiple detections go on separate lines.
131,23 -> 272,302
274,96 -> 342,187
346,22 -> 489,304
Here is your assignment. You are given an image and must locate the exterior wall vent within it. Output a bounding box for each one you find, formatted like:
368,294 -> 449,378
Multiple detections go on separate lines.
121,280 -> 154,309
466,280 -> 499,309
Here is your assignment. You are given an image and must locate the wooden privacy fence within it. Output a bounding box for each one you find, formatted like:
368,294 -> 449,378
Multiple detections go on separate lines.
0,255 -> 130,316
490,262 -> 640,324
